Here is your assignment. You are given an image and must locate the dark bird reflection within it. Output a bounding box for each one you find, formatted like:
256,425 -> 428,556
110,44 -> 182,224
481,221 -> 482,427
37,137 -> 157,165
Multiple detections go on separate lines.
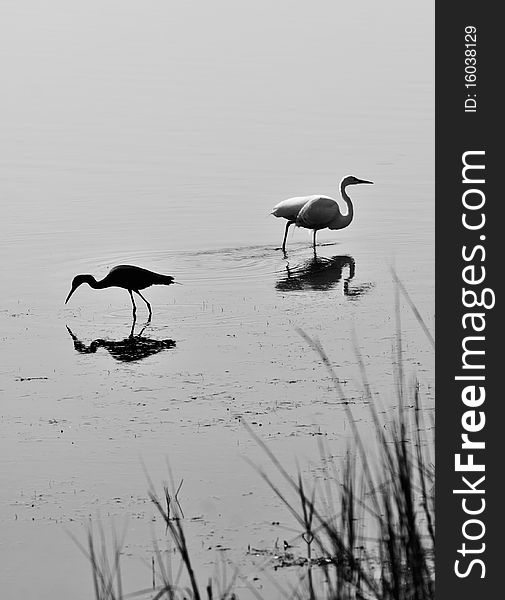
66,320 -> 175,363
276,254 -> 374,297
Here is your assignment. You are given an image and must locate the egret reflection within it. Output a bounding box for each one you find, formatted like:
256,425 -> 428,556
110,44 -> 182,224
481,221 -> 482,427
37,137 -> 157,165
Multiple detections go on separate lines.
276,254 -> 373,297
66,320 -> 175,362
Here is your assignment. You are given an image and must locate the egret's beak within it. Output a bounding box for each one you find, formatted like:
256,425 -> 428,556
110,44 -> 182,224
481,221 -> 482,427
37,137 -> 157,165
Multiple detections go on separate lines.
357,179 -> 374,185
65,287 -> 76,304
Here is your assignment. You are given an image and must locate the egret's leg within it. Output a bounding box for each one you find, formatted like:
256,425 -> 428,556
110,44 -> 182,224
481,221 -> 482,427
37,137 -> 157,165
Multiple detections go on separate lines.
129,289 -> 137,320
347,256 -> 356,280
282,221 -> 294,253
136,290 -> 152,321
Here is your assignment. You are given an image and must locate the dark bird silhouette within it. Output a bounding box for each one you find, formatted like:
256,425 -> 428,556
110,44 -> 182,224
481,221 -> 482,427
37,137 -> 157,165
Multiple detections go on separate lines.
66,325 -> 176,362
271,175 -> 373,253
65,265 -> 177,320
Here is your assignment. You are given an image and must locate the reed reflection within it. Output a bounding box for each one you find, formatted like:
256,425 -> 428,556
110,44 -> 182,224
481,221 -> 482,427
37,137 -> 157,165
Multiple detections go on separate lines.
66,320 -> 175,362
276,254 -> 373,297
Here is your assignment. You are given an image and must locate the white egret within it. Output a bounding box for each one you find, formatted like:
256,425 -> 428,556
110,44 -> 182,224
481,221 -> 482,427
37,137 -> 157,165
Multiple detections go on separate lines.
271,175 -> 373,252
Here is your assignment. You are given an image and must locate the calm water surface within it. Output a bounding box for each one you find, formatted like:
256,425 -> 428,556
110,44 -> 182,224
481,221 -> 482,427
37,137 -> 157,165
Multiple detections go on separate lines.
0,1 -> 433,597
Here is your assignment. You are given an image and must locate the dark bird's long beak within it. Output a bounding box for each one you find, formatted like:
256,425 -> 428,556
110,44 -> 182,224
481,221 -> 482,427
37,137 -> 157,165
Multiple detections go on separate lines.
65,288 -> 76,304
66,325 -> 77,339
173,281 -> 183,285
358,179 -> 374,185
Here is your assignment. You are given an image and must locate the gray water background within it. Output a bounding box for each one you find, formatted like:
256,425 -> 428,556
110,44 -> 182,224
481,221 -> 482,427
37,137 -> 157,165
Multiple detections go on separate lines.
0,1 -> 433,597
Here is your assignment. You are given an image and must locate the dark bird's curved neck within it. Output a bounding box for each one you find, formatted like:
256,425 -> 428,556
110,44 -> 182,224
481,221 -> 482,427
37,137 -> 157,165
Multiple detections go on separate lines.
339,181 -> 354,226
85,275 -> 113,290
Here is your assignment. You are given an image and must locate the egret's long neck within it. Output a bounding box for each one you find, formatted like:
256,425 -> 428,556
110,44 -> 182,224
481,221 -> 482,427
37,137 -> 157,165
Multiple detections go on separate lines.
340,182 -> 354,227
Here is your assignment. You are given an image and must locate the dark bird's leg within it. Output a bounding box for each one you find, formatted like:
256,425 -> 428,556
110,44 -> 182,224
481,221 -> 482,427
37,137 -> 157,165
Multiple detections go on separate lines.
129,289 -> 137,320
137,322 -> 149,337
282,221 -> 294,253
129,314 -> 137,339
136,290 -> 152,321
312,230 -> 317,253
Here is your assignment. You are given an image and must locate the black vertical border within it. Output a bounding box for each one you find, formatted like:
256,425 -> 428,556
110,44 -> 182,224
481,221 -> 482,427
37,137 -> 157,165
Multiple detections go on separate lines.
436,3 -> 500,597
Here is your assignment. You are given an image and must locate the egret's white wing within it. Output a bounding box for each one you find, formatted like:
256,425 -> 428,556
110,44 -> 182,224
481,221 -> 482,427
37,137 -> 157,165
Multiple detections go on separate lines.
271,195 -> 315,220
296,196 -> 341,229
